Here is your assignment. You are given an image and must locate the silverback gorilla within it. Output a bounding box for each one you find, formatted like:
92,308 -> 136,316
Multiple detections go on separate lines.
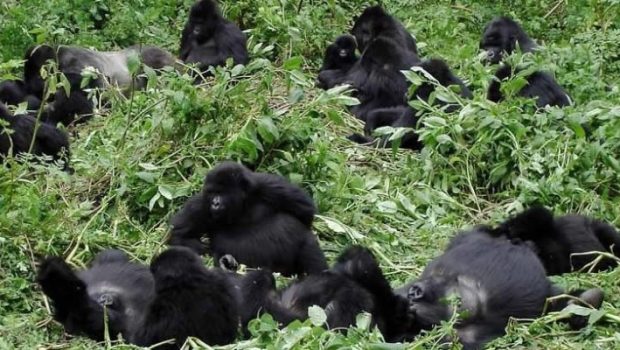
168,161 -> 328,276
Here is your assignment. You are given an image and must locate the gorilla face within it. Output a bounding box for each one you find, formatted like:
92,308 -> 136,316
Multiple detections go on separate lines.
188,0 -> 220,44
479,17 -> 535,64
203,162 -> 252,223
407,277 -> 454,330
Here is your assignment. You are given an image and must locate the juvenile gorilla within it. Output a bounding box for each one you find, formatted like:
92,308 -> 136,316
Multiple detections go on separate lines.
493,206 -> 620,274
317,35 -> 358,90
479,17 -> 571,108
131,247 -> 239,349
0,102 -> 70,169
168,161 -> 328,276
179,0 -> 249,77
351,5 -> 418,55
0,80 -> 41,110
37,250 -> 154,341
346,37 -> 419,121
238,246 -> 415,342
401,230 -> 604,350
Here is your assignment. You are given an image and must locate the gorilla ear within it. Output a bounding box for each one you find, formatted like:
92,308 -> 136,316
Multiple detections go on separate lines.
408,283 -> 425,301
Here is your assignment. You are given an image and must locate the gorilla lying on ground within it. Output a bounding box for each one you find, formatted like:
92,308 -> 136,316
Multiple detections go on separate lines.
168,161 -> 328,276
316,35 -> 358,90
400,229 -> 604,350
38,248 -> 239,348
480,17 -> 571,108
179,0 -> 249,78
351,5 -> 417,55
236,246 -> 416,342
0,102 -> 70,169
493,206 -> 620,275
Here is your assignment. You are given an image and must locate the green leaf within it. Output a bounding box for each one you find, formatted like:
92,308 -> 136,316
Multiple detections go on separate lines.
307,305 -> 327,326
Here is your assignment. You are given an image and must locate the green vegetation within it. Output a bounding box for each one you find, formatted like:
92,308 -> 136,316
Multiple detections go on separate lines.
1,0 -> 619,348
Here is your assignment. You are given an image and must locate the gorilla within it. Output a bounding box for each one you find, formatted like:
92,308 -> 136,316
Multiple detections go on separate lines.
0,102 -> 70,169
348,58 -> 471,150
493,206 -> 620,275
37,250 -> 154,341
346,37 -> 419,121
168,161 -> 328,276
479,16 -> 537,64
0,80 -> 41,110
131,247 -> 239,349
487,64 -> 571,108
400,229 -> 604,350
238,246 -> 416,342
479,17 -> 571,108
317,35 -> 359,90
179,0 -> 249,77
38,248 -> 239,348
351,5 -> 417,55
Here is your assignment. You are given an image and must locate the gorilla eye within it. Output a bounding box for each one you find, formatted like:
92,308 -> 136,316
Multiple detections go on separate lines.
408,284 -> 425,301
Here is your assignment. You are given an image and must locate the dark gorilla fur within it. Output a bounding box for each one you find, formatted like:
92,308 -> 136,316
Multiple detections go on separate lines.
400,229 -> 604,350
131,247 -> 238,349
347,37 -> 419,121
493,206 -> 620,274
0,80 -> 41,110
37,250 -> 154,341
317,35 -> 359,90
179,0 -> 249,76
351,5 -> 417,55
238,246 -> 415,341
487,64 -> 571,108
168,161 -> 327,276
348,59 -> 471,150
0,102 -> 70,169
479,16 -> 537,64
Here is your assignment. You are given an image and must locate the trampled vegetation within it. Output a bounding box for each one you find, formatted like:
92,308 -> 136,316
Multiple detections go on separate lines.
1,0 -> 619,349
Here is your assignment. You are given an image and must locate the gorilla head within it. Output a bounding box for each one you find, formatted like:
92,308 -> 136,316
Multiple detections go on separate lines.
351,5 -> 417,55
202,161 -> 254,224
479,17 -> 537,64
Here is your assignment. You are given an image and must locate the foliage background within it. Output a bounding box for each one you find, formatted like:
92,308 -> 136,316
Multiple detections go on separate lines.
0,0 -> 619,348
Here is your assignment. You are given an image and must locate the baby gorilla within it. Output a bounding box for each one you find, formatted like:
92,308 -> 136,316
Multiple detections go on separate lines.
238,246 -> 415,342
0,102 -> 70,169
317,35 -> 358,90
168,161 -> 328,276
351,5 -> 418,55
179,0 -> 249,77
37,250 -> 154,341
493,206 -> 620,275
479,17 -> 571,108
0,80 -> 41,110
401,229 -> 604,350
131,247 -> 239,349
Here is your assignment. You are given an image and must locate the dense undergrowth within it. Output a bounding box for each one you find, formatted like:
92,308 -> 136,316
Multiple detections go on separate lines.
1,0 -> 620,349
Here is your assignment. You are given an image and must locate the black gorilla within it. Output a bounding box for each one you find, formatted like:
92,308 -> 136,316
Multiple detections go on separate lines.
401,229 -> 604,350
0,102 -> 70,169
168,161 -> 328,276
131,247 -> 239,349
487,64 -> 571,108
351,5 -> 417,55
347,37 -> 419,121
317,35 -> 359,90
479,16 -> 537,64
238,246 -> 415,341
479,17 -> 571,108
348,58 -> 471,150
493,206 -> 620,275
37,250 -> 154,341
0,80 -> 41,110
179,0 -> 249,76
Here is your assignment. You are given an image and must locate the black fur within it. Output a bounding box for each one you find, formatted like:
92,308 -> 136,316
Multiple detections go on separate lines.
240,246 -> 415,341
37,250 -> 154,341
479,17 -> 537,64
347,106 -> 422,150
351,5 -> 417,55
487,64 -> 571,108
412,58 -> 472,111
0,102 -> 70,169
0,80 -> 41,110
179,0 -> 249,76
131,247 -> 238,349
402,229 -> 604,350
168,161 -> 327,276
494,206 -> 620,274
317,35 -> 359,90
